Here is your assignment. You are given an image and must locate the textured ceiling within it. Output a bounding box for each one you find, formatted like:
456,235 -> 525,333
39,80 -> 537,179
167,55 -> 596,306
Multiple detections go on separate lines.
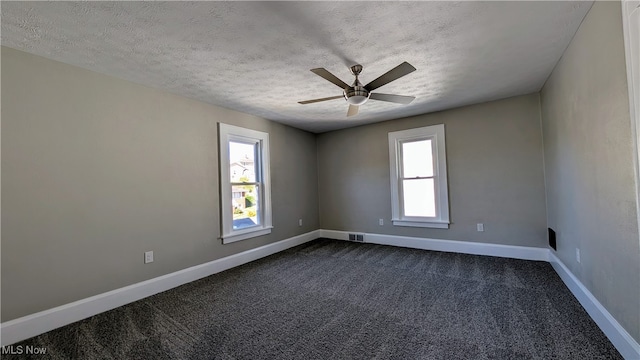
1,1 -> 593,133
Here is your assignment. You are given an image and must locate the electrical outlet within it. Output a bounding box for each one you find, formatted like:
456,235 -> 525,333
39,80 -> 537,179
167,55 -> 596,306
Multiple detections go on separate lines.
379,218 -> 384,226
477,223 -> 484,232
144,251 -> 154,264
298,218 -> 303,226
576,248 -> 581,263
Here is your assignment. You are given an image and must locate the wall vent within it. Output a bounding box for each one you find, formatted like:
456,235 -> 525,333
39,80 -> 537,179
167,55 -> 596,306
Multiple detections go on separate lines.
548,228 -> 557,251
347,233 -> 365,242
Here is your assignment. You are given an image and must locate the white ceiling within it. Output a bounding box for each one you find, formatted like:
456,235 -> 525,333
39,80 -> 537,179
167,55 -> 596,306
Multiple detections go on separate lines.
1,1 -> 593,133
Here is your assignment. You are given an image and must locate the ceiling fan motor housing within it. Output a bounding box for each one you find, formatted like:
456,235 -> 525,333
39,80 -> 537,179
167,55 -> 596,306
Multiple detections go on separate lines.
344,64 -> 369,105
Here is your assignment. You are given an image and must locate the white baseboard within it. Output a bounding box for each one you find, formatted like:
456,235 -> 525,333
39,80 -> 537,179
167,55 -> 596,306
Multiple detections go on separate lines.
320,229 -> 549,261
549,253 -> 640,360
319,229 -> 352,241
1,230 -> 320,347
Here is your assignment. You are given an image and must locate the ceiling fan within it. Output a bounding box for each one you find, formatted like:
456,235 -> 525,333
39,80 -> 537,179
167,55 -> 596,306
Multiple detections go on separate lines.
298,62 -> 417,117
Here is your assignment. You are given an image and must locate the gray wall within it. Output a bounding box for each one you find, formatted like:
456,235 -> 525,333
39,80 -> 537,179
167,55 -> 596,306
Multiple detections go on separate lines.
540,1 -> 640,343
317,94 -> 548,248
1,47 -> 319,322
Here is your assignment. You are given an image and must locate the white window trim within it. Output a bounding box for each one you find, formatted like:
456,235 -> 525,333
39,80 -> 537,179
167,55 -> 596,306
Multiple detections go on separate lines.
388,124 -> 450,229
621,1 -> 640,251
219,123 -> 272,244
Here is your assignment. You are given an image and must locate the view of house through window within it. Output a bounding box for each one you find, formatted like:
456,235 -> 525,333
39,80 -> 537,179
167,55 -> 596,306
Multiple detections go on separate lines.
230,141 -> 260,230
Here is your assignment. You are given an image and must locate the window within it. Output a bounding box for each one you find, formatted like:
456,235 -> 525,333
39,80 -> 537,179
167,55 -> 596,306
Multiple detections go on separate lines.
219,123 -> 272,244
388,124 -> 450,228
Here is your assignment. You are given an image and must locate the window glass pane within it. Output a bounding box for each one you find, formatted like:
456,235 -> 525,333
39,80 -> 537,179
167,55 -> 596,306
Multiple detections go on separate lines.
403,178 -> 436,217
229,141 -> 257,182
402,139 -> 433,178
232,185 -> 260,230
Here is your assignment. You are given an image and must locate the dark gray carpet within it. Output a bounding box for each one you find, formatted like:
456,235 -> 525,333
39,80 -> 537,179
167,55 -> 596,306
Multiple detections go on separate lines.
2,238 -> 622,359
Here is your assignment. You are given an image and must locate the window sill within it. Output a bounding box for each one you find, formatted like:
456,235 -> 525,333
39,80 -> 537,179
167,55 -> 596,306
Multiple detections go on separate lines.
222,226 -> 273,244
392,220 -> 449,229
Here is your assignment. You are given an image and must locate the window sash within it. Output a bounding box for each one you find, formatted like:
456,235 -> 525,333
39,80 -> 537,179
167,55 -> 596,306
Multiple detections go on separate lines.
399,139 -> 434,178
231,182 -> 262,228
229,139 -> 260,183
398,138 -> 438,219
400,135 -> 437,220
399,177 -> 438,219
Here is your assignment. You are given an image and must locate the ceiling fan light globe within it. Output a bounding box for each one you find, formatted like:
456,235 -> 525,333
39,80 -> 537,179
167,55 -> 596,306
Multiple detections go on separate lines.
344,86 -> 370,105
346,95 -> 369,105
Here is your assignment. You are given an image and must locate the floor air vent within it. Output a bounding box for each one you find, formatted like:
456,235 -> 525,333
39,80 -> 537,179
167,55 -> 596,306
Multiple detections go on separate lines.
348,233 -> 365,242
